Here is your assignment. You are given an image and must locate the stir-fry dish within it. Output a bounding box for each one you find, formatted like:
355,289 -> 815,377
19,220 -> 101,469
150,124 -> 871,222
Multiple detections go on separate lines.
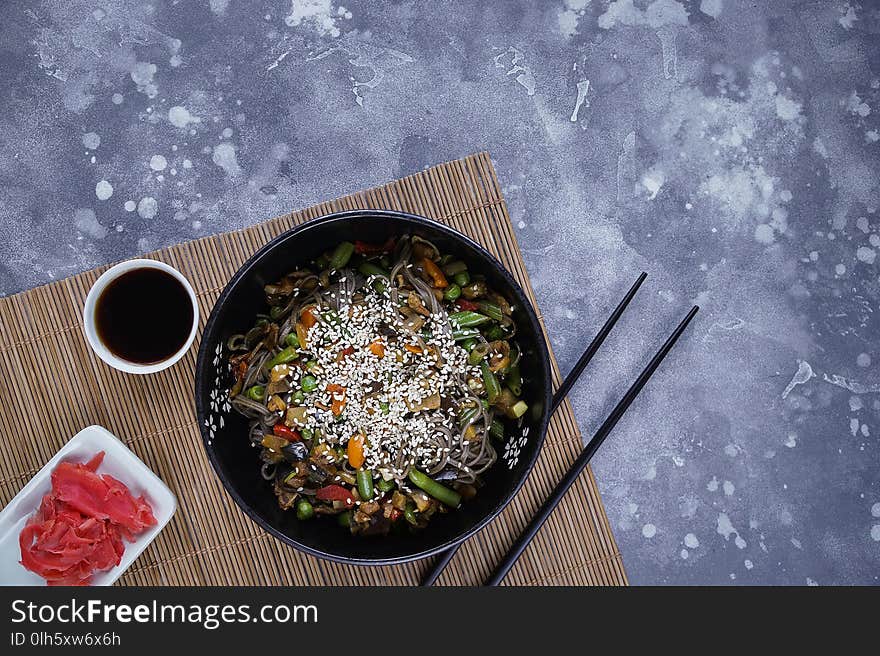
226,235 -> 528,536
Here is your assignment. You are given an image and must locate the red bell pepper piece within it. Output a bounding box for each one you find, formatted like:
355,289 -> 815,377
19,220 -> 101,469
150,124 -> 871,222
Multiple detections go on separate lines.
272,424 -> 301,442
335,346 -> 355,362
354,237 -> 395,256
457,299 -> 479,311
315,485 -> 355,505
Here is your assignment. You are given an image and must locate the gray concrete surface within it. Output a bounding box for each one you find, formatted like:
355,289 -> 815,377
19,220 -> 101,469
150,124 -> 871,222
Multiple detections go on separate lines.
1,0 -> 879,584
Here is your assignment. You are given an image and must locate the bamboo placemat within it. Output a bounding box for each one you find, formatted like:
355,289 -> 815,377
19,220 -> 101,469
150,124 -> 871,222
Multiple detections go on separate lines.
0,152 -> 626,586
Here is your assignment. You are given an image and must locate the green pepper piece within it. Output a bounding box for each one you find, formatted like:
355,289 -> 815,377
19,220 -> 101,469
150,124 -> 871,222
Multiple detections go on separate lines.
267,346 -> 298,369
329,241 -> 355,270
376,478 -> 395,493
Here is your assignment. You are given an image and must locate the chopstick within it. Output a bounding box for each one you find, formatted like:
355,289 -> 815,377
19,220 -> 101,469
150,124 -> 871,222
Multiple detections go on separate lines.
484,304 -> 699,586
420,271 -> 648,586
549,271 -> 647,414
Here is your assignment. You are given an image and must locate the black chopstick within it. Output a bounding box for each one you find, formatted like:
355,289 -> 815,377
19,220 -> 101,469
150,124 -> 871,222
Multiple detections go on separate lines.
550,271 -> 647,414
484,305 -> 699,586
420,271 -> 648,586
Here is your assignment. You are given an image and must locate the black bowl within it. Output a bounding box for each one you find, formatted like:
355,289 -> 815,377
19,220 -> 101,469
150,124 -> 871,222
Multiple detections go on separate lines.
195,210 -> 552,565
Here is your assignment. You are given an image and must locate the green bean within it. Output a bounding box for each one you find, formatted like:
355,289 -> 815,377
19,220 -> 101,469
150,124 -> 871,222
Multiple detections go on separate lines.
329,241 -> 355,270
453,271 -> 470,287
408,469 -> 462,508
376,478 -> 395,493
300,375 -> 318,393
478,301 -> 504,322
356,470 -> 374,500
468,343 -> 490,365
358,261 -> 389,278
490,418 -> 505,440
511,400 -> 529,418
358,260 -> 391,294
295,499 -> 314,520
449,311 -> 491,328
267,346 -> 298,368
245,385 -> 265,401
458,405 -> 480,426
226,334 -> 246,351
443,284 -> 461,301
338,511 -> 352,527
483,324 -> 505,341
452,328 -> 480,341
462,281 -> 487,298
507,362 -> 522,396
285,332 -> 300,348
460,337 -> 478,352
481,361 -> 501,404
442,260 -> 468,276
404,505 -> 419,526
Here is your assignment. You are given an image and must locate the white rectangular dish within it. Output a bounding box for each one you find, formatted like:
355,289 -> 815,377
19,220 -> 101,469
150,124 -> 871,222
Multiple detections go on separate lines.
0,425 -> 176,586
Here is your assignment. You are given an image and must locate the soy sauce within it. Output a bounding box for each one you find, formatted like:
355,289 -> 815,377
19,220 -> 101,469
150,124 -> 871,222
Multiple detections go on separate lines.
95,268 -> 194,364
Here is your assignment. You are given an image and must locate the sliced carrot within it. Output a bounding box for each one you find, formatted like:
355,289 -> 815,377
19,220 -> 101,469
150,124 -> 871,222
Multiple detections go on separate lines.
347,433 -> 365,468
404,343 -> 424,355
369,340 -> 385,358
327,384 -> 346,416
301,307 -> 317,329
421,258 -> 448,288
336,346 -> 355,362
